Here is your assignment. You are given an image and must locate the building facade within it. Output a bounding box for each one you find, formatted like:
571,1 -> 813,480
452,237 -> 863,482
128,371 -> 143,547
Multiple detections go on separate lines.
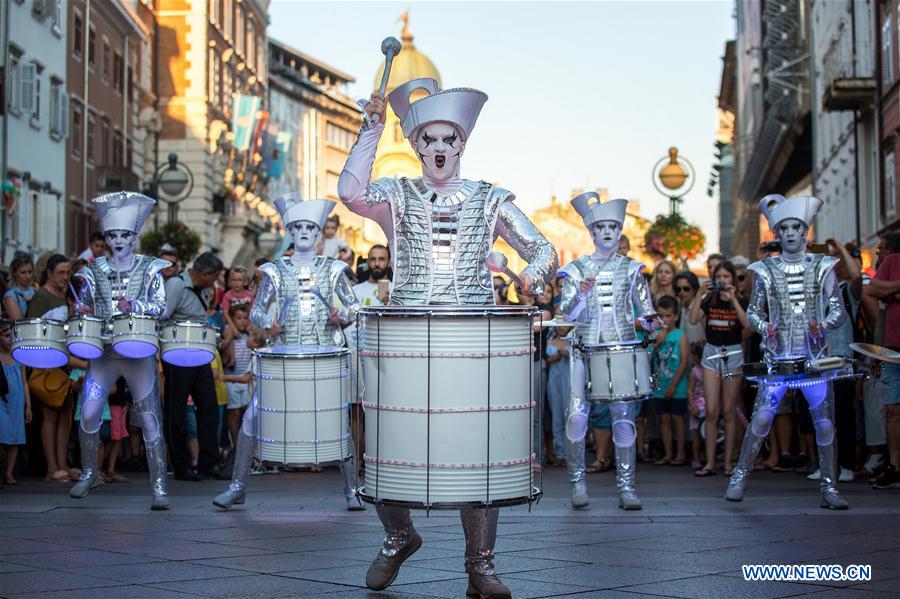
156,0 -> 273,267
65,0 -> 154,257
811,0 -> 879,247
2,0 -> 67,263
876,0 -> 900,235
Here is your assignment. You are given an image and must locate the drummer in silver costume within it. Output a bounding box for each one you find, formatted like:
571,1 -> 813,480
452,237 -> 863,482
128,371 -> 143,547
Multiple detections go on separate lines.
725,195 -> 849,509
558,192 -> 660,511
339,79 -> 558,599
69,192 -> 171,510
213,194 -> 364,512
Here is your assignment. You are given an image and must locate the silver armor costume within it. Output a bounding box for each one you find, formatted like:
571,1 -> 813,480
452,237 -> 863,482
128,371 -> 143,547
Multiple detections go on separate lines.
69,192 -> 170,511
726,194 -> 848,509
559,253 -> 657,510
339,77 -> 557,594
215,244 -> 363,512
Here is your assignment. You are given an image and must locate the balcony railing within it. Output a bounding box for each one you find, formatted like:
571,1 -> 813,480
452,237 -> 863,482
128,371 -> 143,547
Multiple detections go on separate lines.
95,166 -> 140,193
821,35 -> 875,111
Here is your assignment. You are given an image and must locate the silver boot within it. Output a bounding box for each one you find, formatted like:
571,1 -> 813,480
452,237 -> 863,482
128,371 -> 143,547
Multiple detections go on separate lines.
213,429 -> 254,509
565,434 -> 589,508
133,379 -> 170,511
818,441 -> 849,510
340,455 -> 365,511
615,442 -> 641,510
70,425 -> 102,498
725,428 -> 767,502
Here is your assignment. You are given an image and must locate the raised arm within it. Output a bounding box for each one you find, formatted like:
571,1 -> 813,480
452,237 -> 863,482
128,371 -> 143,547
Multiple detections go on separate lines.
494,200 -> 559,294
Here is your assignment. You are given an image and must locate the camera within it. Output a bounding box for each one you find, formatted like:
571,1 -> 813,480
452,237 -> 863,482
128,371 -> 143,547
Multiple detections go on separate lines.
711,281 -> 727,293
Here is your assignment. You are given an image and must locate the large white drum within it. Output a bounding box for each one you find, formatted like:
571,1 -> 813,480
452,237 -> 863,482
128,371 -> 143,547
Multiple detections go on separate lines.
359,305 -> 540,509
12,319 -> 68,368
159,320 -> 216,367
583,341 -> 653,402
254,345 -> 351,465
111,314 -> 159,359
66,315 -> 106,360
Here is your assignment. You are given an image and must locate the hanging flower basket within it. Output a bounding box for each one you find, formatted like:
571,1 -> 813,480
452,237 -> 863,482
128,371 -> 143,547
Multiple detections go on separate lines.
2,178 -> 22,212
141,221 -> 202,262
643,213 -> 705,263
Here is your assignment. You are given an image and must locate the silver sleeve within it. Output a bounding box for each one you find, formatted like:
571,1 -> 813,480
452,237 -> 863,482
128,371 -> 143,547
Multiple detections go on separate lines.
631,269 -> 660,329
495,202 -> 559,291
746,274 -> 770,335
820,270 -> 847,331
333,270 -> 360,324
337,122 -> 392,224
560,274 -> 589,324
131,272 -> 166,317
249,275 -> 277,330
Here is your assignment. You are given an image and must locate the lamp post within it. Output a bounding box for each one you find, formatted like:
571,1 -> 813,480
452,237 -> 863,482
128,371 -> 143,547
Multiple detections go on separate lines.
651,147 -> 695,215
148,153 -> 194,223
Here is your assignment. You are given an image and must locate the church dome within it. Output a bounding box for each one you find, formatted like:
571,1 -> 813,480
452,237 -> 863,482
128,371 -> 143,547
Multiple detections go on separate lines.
373,15 -> 441,92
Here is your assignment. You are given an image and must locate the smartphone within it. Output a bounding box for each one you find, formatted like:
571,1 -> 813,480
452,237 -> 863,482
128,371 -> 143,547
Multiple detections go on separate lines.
377,279 -> 389,298
810,243 -> 830,254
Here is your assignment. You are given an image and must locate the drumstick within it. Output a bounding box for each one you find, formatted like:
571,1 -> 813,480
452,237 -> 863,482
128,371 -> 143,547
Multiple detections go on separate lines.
68,282 -> 82,308
277,296 -> 293,327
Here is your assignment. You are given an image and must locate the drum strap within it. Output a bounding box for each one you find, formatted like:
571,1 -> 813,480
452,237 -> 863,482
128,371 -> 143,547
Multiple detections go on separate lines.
186,286 -> 208,311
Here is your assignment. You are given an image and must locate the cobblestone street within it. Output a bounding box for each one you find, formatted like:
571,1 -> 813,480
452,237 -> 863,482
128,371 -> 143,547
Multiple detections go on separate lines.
1,464 -> 898,598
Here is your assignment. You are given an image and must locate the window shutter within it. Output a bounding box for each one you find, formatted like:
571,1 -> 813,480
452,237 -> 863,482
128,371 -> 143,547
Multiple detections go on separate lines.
20,63 -> 36,114
60,91 -> 69,138
40,193 -> 59,250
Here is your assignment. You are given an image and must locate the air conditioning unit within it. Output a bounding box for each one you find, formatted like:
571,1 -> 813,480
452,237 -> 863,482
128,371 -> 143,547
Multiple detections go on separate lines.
31,0 -> 48,20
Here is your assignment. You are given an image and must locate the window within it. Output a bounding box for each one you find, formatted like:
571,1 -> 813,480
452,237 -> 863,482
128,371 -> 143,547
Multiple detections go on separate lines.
7,47 -> 22,114
73,11 -> 82,58
235,6 -> 244,54
126,137 -> 133,169
887,151 -> 897,216
246,18 -> 254,68
50,0 -> 62,34
23,62 -> 41,127
224,0 -> 232,39
208,48 -> 221,107
113,130 -> 123,166
113,53 -> 123,93
102,39 -> 110,81
100,118 -> 109,164
326,123 -> 354,151
883,16 -> 894,86
88,26 -> 96,68
49,77 -> 67,139
87,111 -> 96,163
210,0 -> 221,25
71,101 -> 82,158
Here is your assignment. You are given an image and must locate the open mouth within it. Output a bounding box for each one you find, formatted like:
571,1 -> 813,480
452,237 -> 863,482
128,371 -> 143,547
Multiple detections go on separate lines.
435,155 -> 446,169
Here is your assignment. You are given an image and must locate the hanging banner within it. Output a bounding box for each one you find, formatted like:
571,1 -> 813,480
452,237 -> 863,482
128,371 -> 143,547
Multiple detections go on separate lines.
268,131 -> 292,179
232,95 -> 261,151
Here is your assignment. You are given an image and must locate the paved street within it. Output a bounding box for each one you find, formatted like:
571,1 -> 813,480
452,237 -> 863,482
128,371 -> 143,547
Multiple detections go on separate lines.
1,464 -> 898,598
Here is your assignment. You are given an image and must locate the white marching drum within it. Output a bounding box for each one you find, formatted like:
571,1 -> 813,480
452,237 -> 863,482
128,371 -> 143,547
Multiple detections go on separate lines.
159,321 -> 216,367
583,341 -> 653,402
111,314 -> 159,359
66,315 -> 106,360
12,319 -> 68,368
359,305 -> 541,509
254,345 -> 352,465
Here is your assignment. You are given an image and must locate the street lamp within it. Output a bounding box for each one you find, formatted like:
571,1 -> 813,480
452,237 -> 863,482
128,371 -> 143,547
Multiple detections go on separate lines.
651,147 -> 695,215
150,153 -> 194,223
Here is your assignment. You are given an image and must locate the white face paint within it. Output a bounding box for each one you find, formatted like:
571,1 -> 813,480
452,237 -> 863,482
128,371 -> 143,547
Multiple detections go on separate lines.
590,220 -> 622,254
775,218 -> 808,255
104,229 -> 137,263
289,220 -> 320,254
410,121 -> 465,183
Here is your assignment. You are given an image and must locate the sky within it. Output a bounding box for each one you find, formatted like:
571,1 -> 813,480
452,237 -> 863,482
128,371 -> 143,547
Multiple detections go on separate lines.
268,1 -> 735,253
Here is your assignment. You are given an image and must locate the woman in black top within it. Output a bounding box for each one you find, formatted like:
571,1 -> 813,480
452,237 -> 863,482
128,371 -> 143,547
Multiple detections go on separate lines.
688,261 -> 750,477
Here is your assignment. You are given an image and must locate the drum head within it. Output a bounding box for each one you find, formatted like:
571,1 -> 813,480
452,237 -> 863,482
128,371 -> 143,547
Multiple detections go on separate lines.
67,342 -> 103,360
113,340 -> 158,359
12,346 -> 68,369
161,348 -> 214,367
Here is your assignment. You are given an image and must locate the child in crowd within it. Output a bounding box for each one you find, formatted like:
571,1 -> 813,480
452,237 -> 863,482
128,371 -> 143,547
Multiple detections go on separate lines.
211,349 -> 229,457
104,377 -> 131,483
221,326 -> 270,474
687,341 -> 707,470
2,254 -> 35,321
222,267 -> 254,331
221,305 -> 254,450
0,320 -> 32,484
651,296 -> 689,466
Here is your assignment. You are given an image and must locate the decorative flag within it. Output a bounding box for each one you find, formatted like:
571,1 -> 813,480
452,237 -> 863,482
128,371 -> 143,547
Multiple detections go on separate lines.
232,95 -> 261,151
268,131 -> 292,179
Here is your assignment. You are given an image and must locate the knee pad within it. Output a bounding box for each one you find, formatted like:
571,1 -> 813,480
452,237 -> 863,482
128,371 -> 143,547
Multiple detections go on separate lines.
813,418 -> 835,446
133,396 -> 161,442
750,410 -> 774,437
612,419 -> 636,448
79,379 -> 107,434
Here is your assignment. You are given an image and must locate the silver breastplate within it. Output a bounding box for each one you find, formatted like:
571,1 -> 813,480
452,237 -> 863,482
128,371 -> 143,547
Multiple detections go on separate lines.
765,255 -> 823,359
430,192 -> 464,304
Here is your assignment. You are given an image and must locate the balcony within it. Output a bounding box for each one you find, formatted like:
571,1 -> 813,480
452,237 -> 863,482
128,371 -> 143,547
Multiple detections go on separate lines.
95,166 -> 140,193
821,35 -> 875,112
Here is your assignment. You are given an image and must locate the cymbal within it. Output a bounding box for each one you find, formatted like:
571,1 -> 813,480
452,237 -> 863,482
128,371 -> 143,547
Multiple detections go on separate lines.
850,343 -> 900,364
705,349 -> 743,361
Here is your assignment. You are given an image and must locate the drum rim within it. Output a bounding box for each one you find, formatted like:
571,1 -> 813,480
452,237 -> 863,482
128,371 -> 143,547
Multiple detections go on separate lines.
582,340 -> 646,351
158,319 -> 215,329
254,345 -> 349,359
13,318 -> 65,326
357,486 -> 542,510
360,305 -> 540,319
111,313 -> 157,322
66,315 -> 106,324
